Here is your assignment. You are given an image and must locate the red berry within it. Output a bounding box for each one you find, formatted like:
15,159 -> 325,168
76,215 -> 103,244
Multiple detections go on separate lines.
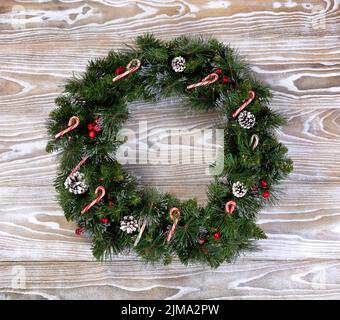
262,190 -> 270,198
94,124 -> 102,132
75,227 -> 85,236
213,232 -> 221,239
260,179 -> 268,187
89,130 -> 96,139
95,116 -> 102,124
87,123 -> 94,130
216,68 -> 223,74
100,217 -> 109,224
108,200 -> 114,207
222,75 -> 230,84
115,66 -> 125,75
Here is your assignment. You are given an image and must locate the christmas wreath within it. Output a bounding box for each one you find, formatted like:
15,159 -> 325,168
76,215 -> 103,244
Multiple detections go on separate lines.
46,34 -> 293,268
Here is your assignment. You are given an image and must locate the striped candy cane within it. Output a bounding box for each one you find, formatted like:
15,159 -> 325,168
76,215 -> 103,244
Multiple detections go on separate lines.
55,116 -> 80,139
225,200 -> 236,215
81,186 -> 106,215
134,221 -> 146,247
68,155 -> 90,177
112,59 -> 141,83
166,207 -> 180,242
186,73 -> 219,89
232,90 -> 256,118
250,134 -> 259,151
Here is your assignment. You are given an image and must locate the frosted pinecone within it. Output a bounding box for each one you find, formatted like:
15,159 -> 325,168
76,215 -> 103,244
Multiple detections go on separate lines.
120,216 -> 138,234
198,226 -> 209,239
232,181 -> 248,198
64,172 -> 88,195
171,56 -> 186,72
70,94 -> 86,107
238,111 -> 256,129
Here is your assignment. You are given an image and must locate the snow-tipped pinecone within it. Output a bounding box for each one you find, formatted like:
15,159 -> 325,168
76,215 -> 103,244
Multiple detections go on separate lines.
232,181 -> 248,198
120,216 -> 138,234
198,226 -> 209,240
171,56 -> 186,72
70,94 -> 86,107
64,172 -> 88,195
238,111 -> 256,129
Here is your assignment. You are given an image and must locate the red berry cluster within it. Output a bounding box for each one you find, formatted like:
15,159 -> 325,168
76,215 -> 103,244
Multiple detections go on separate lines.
252,179 -> 270,198
100,217 -> 109,224
216,68 -> 230,84
87,117 -> 102,139
98,200 -> 114,224
198,231 -> 221,245
115,66 -> 125,75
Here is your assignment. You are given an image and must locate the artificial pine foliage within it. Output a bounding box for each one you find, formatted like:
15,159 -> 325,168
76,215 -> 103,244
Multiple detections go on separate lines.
46,34 -> 293,267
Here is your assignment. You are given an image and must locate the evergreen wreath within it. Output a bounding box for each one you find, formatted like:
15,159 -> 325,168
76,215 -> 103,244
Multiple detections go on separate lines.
46,34 -> 293,268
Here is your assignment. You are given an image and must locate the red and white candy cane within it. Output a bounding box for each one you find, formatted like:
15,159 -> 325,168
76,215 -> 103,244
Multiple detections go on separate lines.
186,73 -> 219,90
112,59 -> 141,83
55,116 -> 80,139
68,155 -> 90,177
134,221 -> 146,247
81,186 -> 106,215
250,134 -> 259,151
225,200 -> 236,215
166,207 -> 180,242
232,90 -> 256,118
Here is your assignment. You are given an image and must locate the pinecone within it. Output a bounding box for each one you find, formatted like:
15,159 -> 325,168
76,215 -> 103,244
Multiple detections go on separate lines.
70,94 -> 86,107
238,111 -> 256,129
198,226 -> 209,239
64,172 -> 88,195
197,226 -> 209,244
171,56 -> 186,72
232,181 -> 248,198
120,216 -> 138,234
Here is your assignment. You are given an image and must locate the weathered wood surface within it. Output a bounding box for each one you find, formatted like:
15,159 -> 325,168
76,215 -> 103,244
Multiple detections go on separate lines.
0,0 -> 339,299
2,260 -> 340,300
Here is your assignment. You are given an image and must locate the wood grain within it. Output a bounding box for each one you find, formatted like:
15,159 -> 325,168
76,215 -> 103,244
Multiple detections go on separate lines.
0,0 -> 339,299
2,260 -> 340,300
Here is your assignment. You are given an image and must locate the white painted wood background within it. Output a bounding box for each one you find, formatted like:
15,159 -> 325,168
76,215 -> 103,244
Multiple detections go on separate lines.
0,0 -> 339,299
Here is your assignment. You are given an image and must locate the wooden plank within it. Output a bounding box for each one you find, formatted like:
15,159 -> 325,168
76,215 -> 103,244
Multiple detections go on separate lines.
0,0 -> 338,36
0,104 -> 339,189
0,0 -> 339,299
1,260 -> 340,300
0,182 -> 339,261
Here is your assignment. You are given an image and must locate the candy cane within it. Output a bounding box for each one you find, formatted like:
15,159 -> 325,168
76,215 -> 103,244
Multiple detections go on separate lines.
225,200 -> 236,215
250,134 -> 259,151
232,90 -> 255,118
112,59 -> 141,83
166,207 -> 180,242
75,226 -> 85,236
55,116 -> 80,139
68,155 -> 90,177
81,186 -> 106,215
186,73 -> 219,89
134,221 -> 146,247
